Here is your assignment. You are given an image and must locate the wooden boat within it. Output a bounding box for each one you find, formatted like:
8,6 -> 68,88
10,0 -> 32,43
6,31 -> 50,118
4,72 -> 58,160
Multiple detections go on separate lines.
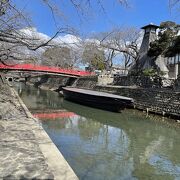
62,87 -> 134,112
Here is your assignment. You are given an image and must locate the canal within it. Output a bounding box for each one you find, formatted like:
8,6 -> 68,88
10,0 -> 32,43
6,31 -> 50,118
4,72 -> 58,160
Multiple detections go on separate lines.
15,83 -> 180,180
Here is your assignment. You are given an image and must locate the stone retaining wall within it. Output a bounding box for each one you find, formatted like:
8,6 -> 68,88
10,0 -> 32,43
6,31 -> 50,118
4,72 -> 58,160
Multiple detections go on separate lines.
28,75 -> 70,90
28,75 -> 98,90
113,75 -> 177,88
72,76 -> 97,89
113,75 -> 163,88
65,76 -> 180,118
175,76 -> 180,90
94,85 -> 180,118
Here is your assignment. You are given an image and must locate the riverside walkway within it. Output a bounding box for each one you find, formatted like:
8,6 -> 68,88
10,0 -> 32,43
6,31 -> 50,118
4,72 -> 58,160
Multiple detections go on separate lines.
0,78 -> 78,179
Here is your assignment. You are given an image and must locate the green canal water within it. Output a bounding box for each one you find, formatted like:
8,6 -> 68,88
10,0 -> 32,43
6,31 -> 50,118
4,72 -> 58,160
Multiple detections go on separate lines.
15,83 -> 180,180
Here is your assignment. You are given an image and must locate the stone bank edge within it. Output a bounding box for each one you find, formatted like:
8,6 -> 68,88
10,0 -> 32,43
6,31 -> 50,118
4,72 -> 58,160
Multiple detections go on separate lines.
12,88 -> 78,180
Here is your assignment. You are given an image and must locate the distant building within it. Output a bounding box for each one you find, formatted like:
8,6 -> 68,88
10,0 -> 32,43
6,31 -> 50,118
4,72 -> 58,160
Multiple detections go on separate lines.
111,65 -> 128,76
165,55 -> 180,79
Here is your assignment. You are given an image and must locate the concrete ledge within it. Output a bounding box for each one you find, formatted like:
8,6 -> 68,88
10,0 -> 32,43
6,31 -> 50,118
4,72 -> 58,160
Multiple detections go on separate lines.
12,88 -> 78,180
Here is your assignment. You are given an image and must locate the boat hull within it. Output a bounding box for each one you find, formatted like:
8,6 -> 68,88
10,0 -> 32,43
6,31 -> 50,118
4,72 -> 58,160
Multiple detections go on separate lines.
62,88 -> 133,112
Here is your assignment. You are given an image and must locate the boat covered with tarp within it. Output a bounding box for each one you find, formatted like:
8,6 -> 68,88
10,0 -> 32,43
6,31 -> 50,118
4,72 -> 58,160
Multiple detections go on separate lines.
62,87 -> 134,112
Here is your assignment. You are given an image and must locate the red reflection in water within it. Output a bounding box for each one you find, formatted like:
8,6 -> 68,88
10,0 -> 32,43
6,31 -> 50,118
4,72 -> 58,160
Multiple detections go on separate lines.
33,112 -> 77,119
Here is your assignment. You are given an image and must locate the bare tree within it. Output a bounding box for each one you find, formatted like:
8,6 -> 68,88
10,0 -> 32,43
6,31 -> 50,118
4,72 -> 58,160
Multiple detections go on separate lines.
0,0 -> 75,65
169,0 -> 180,7
82,42 -> 106,71
97,27 -> 141,70
0,0 -> 129,65
169,0 -> 180,13
42,46 -> 78,68
106,49 -> 116,70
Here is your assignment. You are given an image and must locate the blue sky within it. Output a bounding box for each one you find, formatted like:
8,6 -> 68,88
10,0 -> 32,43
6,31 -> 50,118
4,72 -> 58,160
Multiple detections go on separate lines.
15,0 -> 179,37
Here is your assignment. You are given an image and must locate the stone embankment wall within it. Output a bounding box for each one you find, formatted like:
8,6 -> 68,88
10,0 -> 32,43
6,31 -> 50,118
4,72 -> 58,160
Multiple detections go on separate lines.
71,76 -> 98,89
113,75 -> 175,88
27,75 -> 98,91
0,77 -> 78,179
113,75 -> 159,87
27,75 -> 74,90
74,76 -> 180,118
175,76 -> 180,90
94,85 -> 180,118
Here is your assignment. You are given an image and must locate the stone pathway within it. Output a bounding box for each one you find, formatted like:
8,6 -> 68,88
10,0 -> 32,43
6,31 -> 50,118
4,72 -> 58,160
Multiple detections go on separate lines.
0,81 -> 54,179
0,79 -> 78,179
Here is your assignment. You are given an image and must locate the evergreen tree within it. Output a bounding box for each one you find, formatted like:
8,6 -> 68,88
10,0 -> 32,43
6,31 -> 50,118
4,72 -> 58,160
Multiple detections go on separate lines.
148,21 -> 180,57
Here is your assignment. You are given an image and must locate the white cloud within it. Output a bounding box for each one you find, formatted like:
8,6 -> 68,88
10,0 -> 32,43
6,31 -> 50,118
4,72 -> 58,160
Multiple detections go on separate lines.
20,27 -> 50,41
54,34 -> 81,45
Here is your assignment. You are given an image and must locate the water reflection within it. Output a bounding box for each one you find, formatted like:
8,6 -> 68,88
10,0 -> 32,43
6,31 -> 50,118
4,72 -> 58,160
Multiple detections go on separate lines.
14,82 -> 64,110
15,83 -> 180,180
33,111 -> 76,119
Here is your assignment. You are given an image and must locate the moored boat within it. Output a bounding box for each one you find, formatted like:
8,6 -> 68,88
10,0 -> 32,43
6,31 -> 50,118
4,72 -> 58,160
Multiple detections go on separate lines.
62,87 -> 134,112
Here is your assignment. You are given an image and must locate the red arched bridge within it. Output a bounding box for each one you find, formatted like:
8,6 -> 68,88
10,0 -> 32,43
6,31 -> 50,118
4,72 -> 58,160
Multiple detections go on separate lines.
0,64 -> 94,77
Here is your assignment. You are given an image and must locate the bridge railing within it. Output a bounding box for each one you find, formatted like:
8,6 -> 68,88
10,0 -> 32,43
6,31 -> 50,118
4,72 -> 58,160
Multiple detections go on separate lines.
0,64 -> 94,77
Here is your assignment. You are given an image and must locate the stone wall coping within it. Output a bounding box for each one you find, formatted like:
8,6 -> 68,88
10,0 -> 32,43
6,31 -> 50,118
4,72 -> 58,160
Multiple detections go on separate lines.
96,85 -> 180,93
